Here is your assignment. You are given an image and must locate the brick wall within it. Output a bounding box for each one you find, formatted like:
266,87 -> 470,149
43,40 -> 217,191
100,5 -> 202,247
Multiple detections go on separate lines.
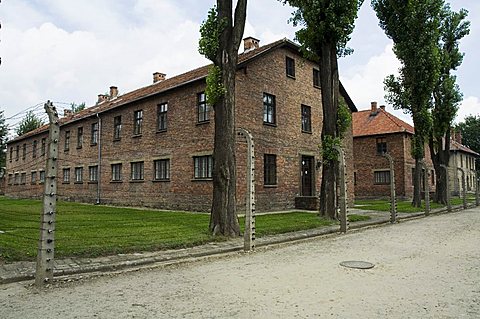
6,44 -> 355,212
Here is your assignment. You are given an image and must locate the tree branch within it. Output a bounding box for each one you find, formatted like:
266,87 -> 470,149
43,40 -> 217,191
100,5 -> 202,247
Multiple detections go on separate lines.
233,0 -> 247,49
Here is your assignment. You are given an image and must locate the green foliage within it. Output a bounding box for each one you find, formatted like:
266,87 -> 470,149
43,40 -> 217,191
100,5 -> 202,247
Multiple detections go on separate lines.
373,0 -> 443,159
70,102 -> 86,113
205,66 -> 225,106
15,110 -> 44,137
321,135 -> 342,163
457,115 -> 480,170
431,5 -> 470,140
282,0 -> 364,57
0,111 -> 8,168
198,6 -> 223,62
337,97 -> 352,139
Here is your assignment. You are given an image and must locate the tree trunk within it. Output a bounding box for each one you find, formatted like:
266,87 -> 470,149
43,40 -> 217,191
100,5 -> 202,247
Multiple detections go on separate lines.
429,130 -> 451,205
209,0 -> 247,237
412,157 -> 422,207
319,41 -> 339,219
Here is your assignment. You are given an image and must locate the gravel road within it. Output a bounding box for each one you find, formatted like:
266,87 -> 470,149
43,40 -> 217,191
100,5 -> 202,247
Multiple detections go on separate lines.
1,209 -> 479,318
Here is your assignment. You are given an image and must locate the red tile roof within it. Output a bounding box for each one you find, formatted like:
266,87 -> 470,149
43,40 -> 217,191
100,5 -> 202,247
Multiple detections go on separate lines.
353,108 -> 415,137
450,140 -> 479,156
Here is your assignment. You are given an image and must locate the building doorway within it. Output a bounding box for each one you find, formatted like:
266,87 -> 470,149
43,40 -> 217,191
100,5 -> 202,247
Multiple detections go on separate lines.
301,156 -> 314,196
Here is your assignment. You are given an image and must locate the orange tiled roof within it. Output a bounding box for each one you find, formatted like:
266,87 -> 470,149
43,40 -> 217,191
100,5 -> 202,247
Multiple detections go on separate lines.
353,108 -> 415,137
450,140 -> 479,156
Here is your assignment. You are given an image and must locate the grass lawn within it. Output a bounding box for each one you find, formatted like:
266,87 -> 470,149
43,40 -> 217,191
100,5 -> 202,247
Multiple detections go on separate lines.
0,197 -> 338,262
355,196 -> 477,213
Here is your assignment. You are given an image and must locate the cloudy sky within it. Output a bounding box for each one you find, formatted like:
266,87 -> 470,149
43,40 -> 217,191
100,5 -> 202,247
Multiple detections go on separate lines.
1,0 -> 479,135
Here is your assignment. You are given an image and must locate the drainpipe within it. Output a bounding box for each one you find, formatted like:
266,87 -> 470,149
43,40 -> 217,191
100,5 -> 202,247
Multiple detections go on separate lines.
96,113 -> 102,204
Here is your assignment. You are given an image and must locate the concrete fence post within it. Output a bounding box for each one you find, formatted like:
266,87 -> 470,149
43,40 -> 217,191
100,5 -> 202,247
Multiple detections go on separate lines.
334,145 -> 348,233
35,101 -> 59,286
457,167 -> 467,209
421,160 -> 430,216
237,128 -> 256,252
440,164 -> 452,212
383,153 -> 397,223
476,171 -> 480,207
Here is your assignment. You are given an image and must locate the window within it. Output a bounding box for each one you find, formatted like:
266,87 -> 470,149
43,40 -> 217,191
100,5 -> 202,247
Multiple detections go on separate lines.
131,162 -> 144,180
376,137 -> 387,155
63,168 -> 70,183
91,123 -> 99,145
39,171 -> 46,183
8,174 -> 13,185
20,173 -> 26,185
301,105 -> 312,133
157,103 -> 168,131
75,167 -> 83,183
9,147 -> 12,162
14,173 -> 19,185
89,165 -> 98,182
374,170 -> 390,185
113,116 -> 122,140
194,156 -> 213,179
133,110 -> 143,135
41,138 -> 46,156
431,170 -> 435,185
111,163 -> 122,181
77,127 -> 83,148
64,131 -> 70,151
32,140 -> 37,158
313,68 -> 320,88
154,159 -> 170,181
286,56 -> 295,78
263,93 -> 276,125
197,92 -> 209,123
31,171 -> 37,184
22,144 -> 26,160
16,145 -> 19,160
264,154 -> 277,185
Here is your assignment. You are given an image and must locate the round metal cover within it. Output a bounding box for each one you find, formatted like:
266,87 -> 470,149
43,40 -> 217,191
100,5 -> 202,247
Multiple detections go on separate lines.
340,260 -> 375,269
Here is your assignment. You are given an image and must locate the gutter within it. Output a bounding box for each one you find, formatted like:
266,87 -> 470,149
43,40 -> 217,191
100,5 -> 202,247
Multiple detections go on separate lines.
96,113 -> 102,204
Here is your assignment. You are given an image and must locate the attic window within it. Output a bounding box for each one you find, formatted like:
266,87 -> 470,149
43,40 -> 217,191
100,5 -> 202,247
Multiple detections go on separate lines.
286,56 -> 295,78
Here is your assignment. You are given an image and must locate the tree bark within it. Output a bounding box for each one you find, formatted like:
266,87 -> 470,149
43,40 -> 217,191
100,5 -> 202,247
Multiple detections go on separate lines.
429,130 -> 451,205
412,157 -> 422,207
209,0 -> 247,236
319,41 -> 339,220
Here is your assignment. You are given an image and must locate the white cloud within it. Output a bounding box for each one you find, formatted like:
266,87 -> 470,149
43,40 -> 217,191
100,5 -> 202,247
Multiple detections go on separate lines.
456,96 -> 480,123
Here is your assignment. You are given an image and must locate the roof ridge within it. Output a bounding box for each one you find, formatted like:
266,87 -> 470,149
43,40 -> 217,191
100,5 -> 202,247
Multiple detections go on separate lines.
380,109 -> 414,133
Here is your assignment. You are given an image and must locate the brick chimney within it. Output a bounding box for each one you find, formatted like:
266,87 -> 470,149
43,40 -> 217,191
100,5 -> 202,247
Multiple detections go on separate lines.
153,72 -> 166,83
380,105 -> 386,111
64,109 -> 73,117
109,86 -> 118,98
370,101 -> 378,115
97,94 -> 108,104
243,37 -> 260,52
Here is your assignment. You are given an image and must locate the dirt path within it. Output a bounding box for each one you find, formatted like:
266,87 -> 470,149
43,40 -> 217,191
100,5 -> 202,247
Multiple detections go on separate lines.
1,209 -> 479,318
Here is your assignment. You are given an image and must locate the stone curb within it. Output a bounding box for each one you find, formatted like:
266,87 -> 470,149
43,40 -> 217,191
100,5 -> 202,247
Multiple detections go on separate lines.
0,204 -> 476,285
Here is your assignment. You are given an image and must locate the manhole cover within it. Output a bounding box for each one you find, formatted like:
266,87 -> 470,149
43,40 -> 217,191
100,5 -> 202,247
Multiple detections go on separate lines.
340,260 -> 375,269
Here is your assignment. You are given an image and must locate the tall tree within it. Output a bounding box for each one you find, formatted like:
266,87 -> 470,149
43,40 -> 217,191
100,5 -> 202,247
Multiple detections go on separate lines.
372,0 -> 443,207
198,0 -> 247,236
0,111 -> 8,168
15,110 -> 44,137
281,0 -> 363,219
457,115 -> 480,171
429,6 -> 470,204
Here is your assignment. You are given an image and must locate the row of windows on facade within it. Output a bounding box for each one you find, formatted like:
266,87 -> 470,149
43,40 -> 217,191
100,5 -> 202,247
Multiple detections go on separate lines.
364,169 -> 436,186
8,154 -> 280,186
285,56 -> 322,89
9,94 -> 314,162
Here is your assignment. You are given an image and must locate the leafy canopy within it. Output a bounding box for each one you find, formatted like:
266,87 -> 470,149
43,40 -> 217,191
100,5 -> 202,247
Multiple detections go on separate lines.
281,0 -> 364,57
15,110 -> 44,137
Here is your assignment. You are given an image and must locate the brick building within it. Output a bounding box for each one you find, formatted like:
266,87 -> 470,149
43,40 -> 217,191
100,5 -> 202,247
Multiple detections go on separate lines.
449,132 -> 478,195
353,102 -> 435,199
5,38 -> 357,212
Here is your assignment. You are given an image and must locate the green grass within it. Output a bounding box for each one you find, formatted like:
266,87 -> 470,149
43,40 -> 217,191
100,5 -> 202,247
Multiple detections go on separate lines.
348,214 -> 371,222
355,196 -> 478,213
0,197 -> 336,262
